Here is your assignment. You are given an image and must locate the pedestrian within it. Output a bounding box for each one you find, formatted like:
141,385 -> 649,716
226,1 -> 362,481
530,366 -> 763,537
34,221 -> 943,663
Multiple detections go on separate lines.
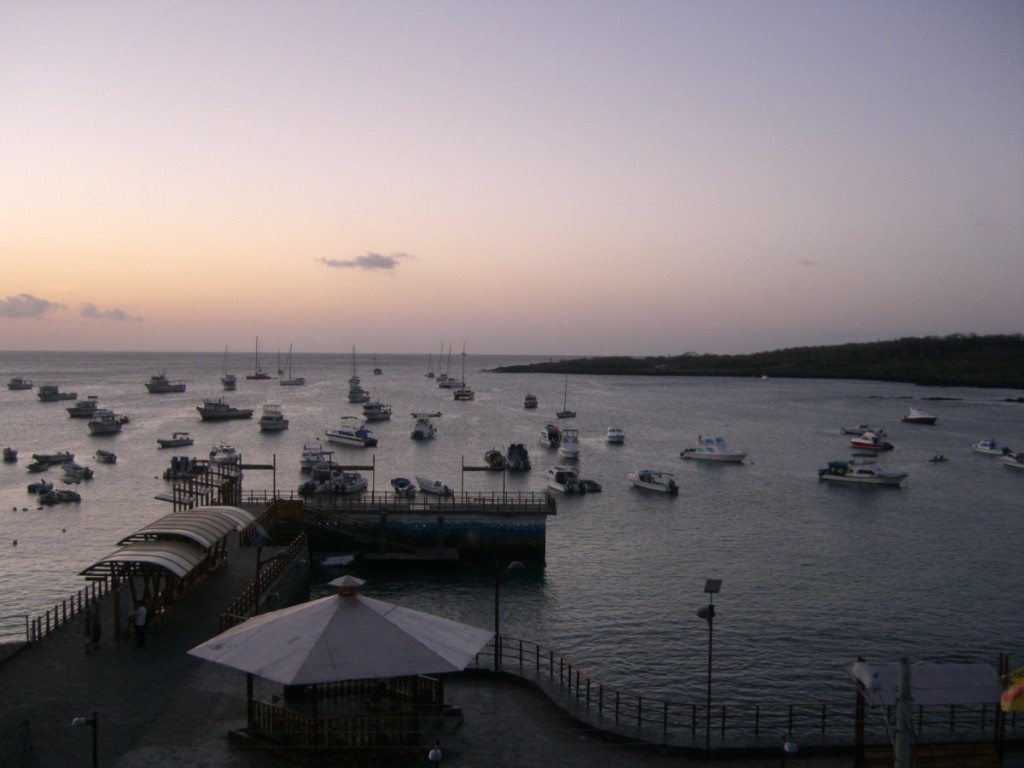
134,600 -> 147,647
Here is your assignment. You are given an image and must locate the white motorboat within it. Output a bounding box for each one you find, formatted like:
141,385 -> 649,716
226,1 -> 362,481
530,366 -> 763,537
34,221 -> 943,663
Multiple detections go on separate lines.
196,397 -> 253,421
539,423 -> 561,448
840,423 -> 876,435
158,431 -> 194,448
32,450 -> 74,465
902,407 -> 937,425
410,416 -> 437,440
258,403 -> 289,432
1001,451 -> 1024,471
818,460 -> 907,487
362,399 -> 393,421
416,475 -> 453,496
545,465 -> 586,494
66,396 -> 100,418
557,429 -> 581,460
300,441 -> 333,471
299,468 -> 368,495
849,431 -> 893,451
628,469 -> 679,495
506,443 -> 531,472
279,344 -> 305,386
94,449 -> 117,464
209,444 -> 240,464
145,372 -> 186,393
7,377 -> 33,390
971,439 -> 1008,456
606,426 -> 625,444
680,436 -> 747,463
87,409 -> 123,435
325,421 -> 378,447
524,393 -> 538,409
37,383 -> 77,402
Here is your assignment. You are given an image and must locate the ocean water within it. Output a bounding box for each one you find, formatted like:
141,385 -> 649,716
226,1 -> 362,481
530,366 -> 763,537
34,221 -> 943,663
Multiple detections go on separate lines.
1,350 -> 1022,705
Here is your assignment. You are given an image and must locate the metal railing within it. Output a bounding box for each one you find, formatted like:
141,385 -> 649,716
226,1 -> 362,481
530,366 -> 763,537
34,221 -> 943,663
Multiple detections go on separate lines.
23,578 -> 112,644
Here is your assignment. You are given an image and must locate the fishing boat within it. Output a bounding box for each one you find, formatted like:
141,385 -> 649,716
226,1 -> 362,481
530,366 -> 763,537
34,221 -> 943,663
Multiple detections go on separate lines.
196,397 -> 254,421
628,469 -> 679,495
545,465 -> 587,494
145,372 -> 186,393
506,443 -> 531,472
557,429 -> 581,460
37,383 -> 77,402
66,396 -> 100,418
94,449 -> 117,464
157,431 -> 194,448
87,409 -> 123,435
680,436 -> 748,463
7,377 -> 33,390
362,399 -> 393,421
410,416 -> 437,440
209,444 -> 240,464
556,374 -> 575,419
258,403 -> 289,432
818,460 -> 908,487
246,337 -> 272,380
606,426 -> 625,444
524,393 -> 538,409
325,420 -> 378,447
416,475 -> 453,496
902,407 -> 937,425
849,431 -> 893,451
279,344 -> 305,386
539,423 -> 561,448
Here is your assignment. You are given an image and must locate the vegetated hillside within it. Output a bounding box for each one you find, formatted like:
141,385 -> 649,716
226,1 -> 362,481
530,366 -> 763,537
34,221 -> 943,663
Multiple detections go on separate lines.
493,334 -> 1024,390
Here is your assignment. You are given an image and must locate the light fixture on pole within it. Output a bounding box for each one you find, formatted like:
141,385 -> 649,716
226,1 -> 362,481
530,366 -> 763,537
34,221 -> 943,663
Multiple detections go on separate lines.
493,560 -> 524,670
71,711 -> 98,768
696,578 -> 721,751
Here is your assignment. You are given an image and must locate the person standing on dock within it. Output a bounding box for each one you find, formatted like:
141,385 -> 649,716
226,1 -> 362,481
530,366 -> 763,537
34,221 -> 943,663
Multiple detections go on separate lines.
134,601 -> 147,647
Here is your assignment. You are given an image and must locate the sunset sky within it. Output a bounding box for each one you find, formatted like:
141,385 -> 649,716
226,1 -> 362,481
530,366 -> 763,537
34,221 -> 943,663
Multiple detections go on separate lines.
2,1 -> 1021,356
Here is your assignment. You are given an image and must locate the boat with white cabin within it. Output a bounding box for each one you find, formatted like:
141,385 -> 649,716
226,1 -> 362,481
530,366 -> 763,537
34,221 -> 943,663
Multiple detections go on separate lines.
258,403 -> 289,432
66,396 -> 100,418
299,468 -> 367,496
145,372 -> 186,393
1001,451 -> 1024,471
545,465 -> 586,494
410,415 -> 437,440
300,441 -> 333,471
849,431 -> 893,451
606,426 -> 625,444
902,407 -> 937,425
209,444 -> 240,464
818,460 -> 907,487
971,439 -> 1008,456
557,429 -> 581,460
680,436 -> 747,463
840,423 -> 877,436
87,409 -> 123,435
362,399 -> 393,421
628,469 -> 679,495
325,420 -> 378,447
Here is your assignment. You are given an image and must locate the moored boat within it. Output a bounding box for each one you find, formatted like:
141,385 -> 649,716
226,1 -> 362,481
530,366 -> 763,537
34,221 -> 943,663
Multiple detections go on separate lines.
258,403 -> 289,432
818,460 -> 908,487
410,416 -> 437,440
556,374 -> 575,419
7,377 -> 33,390
87,409 -> 123,435
1001,451 -> 1024,471
31,450 -> 74,465
484,449 -> 509,471
157,431 -> 194,448
840,423 -> 876,435
299,468 -> 368,496
606,426 -> 625,444
628,469 -> 679,495
524,393 -> 538,409
66,396 -> 100,418
362,399 -> 393,421
325,421 -> 378,447
680,436 -> 747,463
209,444 -> 240,464
279,344 -> 305,386
94,449 -> 117,464
163,455 -> 202,479
246,336 -> 272,380
416,475 -> 453,496
849,431 -> 893,451
970,439 -> 1008,456
539,423 -> 561,448
300,441 -> 333,471
506,443 -> 531,472
545,465 -> 586,494
557,429 -> 581,460
196,397 -> 253,421
145,372 -> 186,393
37,383 -> 77,402
3,447 -> 17,462
902,407 -> 937,425
390,477 -> 416,498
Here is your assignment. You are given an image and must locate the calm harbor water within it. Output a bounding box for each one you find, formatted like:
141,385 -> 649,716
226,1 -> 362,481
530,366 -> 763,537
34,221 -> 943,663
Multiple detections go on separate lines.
2,350 -> 1022,705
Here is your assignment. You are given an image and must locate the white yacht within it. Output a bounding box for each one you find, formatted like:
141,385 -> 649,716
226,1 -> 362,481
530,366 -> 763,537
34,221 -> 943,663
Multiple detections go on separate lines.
325,421 -> 378,447
628,469 -> 679,495
680,436 -> 747,463
410,416 -> 437,440
557,429 -> 581,460
416,475 -> 453,496
818,461 -> 907,487
545,465 -> 586,494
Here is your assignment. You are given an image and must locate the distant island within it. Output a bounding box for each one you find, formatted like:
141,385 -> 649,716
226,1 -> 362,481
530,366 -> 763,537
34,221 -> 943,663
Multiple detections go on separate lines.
491,334 -> 1024,391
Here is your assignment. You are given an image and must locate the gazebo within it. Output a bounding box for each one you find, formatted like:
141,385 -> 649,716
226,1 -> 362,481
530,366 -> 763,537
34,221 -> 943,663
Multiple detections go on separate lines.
188,576 -> 492,756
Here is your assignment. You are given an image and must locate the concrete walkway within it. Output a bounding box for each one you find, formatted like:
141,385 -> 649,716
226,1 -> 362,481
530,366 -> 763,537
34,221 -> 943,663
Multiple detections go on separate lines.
0,541 -> 1016,767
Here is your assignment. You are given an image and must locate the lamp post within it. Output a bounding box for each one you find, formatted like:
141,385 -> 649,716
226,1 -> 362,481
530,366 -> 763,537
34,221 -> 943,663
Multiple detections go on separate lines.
696,578 -> 721,751
254,546 -> 287,615
493,560 -> 524,670
71,711 -> 98,768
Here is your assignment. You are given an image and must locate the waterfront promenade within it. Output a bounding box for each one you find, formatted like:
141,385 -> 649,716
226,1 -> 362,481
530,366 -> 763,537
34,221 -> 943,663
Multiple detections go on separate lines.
0,537 -> 1014,767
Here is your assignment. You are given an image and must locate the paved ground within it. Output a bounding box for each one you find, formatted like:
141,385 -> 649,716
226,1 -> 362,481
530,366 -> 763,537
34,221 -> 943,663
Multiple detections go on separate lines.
0,541 -> 1018,768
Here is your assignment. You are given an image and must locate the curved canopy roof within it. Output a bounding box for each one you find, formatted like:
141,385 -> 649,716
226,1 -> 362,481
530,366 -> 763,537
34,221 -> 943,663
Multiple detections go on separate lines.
79,540 -> 208,579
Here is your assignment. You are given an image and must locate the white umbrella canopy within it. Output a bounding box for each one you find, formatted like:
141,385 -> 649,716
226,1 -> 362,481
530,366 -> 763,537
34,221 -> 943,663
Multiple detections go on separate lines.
188,576 -> 493,686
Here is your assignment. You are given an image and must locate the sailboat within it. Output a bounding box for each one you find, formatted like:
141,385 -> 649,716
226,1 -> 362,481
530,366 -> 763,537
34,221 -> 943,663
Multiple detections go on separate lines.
246,337 -> 271,380
221,346 -> 237,391
347,347 -> 368,402
279,344 -> 305,386
556,374 -> 575,418
453,342 -> 474,401
425,351 -> 435,378
373,354 -> 382,375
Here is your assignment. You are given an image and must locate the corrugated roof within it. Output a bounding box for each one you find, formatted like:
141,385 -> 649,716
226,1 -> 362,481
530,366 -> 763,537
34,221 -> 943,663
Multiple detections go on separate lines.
79,541 -> 208,579
117,505 -> 256,549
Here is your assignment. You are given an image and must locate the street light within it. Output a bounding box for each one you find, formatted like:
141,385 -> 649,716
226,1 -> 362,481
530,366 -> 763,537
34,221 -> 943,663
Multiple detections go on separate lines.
696,578 -> 721,751
493,560 -> 524,670
71,711 -> 98,768
254,546 -> 288,615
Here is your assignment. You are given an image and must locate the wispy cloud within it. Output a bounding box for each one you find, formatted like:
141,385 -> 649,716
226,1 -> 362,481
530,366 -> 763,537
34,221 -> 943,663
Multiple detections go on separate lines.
0,293 -> 65,318
318,252 -> 413,271
81,303 -> 142,322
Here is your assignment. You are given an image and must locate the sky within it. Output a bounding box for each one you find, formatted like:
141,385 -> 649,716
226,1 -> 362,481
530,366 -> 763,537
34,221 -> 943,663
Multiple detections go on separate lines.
1,1 -> 1022,356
